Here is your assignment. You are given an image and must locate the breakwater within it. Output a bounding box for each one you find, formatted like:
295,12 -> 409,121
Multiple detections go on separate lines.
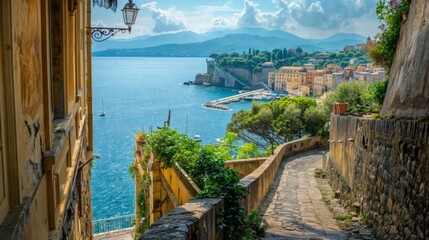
203,89 -> 271,110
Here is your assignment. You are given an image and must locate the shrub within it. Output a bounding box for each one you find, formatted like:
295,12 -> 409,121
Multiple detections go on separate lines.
369,79 -> 388,105
323,81 -> 386,114
143,127 -> 263,239
368,0 -> 411,69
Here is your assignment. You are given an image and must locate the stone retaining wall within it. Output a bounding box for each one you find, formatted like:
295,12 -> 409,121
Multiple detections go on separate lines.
328,115 -> 429,239
140,199 -> 223,240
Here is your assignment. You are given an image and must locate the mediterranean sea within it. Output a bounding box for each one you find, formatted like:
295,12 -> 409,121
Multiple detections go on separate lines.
91,57 -> 251,220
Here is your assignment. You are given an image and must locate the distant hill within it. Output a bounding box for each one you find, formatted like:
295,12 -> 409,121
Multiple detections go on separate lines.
312,33 -> 368,43
92,28 -> 367,57
92,31 -> 211,52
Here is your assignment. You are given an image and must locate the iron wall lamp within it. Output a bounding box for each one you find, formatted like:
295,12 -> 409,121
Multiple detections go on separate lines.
88,0 -> 139,42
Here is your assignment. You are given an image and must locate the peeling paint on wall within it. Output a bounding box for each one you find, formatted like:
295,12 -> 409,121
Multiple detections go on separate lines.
22,119 -> 43,195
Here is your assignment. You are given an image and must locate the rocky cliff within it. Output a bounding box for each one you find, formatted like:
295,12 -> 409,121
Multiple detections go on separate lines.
381,1 -> 429,118
195,61 -> 276,89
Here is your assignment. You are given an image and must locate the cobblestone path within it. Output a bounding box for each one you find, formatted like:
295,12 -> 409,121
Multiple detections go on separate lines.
260,150 -> 346,240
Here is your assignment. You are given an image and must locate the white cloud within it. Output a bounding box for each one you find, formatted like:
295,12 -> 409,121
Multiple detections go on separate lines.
140,2 -> 187,33
308,2 -> 323,13
211,17 -> 234,29
235,0 -> 263,27
212,0 -> 378,37
128,0 -> 379,38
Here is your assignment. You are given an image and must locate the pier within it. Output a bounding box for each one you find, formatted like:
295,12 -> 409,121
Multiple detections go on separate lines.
203,89 -> 272,111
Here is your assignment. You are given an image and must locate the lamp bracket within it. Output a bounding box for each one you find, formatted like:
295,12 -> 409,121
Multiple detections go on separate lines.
86,27 -> 131,42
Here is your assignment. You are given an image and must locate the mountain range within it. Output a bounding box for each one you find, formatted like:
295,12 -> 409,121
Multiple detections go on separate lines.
92,28 -> 367,57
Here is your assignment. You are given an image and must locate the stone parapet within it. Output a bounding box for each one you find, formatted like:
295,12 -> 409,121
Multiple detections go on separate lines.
140,198 -> 223,240
240,137 -> 323,215
224,157 -> 267,179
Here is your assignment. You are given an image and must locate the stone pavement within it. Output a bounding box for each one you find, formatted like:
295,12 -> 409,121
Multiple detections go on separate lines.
93,227 -> 134,240
260,150 -> 346,240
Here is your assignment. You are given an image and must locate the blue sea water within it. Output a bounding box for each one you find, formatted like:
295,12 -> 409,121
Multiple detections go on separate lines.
91,57 -> 251,220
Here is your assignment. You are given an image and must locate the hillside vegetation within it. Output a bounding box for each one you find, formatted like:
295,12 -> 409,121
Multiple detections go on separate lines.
210,48 -> 370,72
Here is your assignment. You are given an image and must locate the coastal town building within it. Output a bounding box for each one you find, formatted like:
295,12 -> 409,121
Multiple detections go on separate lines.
269,62 -> 384,95
313,76 -> 325,95
343,44 -> 365,51
326,64 -> 342,73
268,66 -> 307,93
0,0 -> 94,239
305,70 -> 326,94
303,63 -> 315,70
332,72 -> 345,90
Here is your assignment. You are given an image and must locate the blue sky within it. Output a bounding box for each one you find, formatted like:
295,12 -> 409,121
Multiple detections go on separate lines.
92,0 -> 380,38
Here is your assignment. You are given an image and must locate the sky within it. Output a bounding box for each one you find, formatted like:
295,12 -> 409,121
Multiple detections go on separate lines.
91,0 -> 380,39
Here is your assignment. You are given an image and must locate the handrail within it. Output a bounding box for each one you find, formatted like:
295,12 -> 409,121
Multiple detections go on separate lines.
93,214 -> 135,234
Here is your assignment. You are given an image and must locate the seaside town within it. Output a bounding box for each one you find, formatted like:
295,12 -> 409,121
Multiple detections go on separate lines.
266,43 -> 385,98
268,61 -> 385,97
197,43 -> 385,106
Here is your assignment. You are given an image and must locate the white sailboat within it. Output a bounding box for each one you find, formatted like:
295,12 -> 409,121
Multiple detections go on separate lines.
100,96 -> 105,117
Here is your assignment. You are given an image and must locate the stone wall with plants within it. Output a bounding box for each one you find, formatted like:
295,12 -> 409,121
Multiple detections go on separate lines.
139,131 -> 323,240
328,115 -> 429,239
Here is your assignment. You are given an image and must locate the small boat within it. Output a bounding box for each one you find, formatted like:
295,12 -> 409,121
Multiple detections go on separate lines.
100,96 -> 105,117
183,81 -> 193,85
194,134 -> 202,142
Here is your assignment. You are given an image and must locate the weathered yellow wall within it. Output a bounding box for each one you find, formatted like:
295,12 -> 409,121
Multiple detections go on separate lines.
21,177 -> 49,240
134,143 -> 201,228
161,164 -> 200,206
12,0 -> 45,201
0,0 -> 93,239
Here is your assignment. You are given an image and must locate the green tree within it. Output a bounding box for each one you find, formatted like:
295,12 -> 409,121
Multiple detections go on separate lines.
228,103 -> 281,149
304,107 -> 329,136
228,97 -> 322,152
237,142 -> 262,159
273,104 -> 303,141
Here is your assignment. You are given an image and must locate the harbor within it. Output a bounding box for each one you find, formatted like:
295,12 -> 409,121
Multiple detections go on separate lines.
203,89 -> 275,111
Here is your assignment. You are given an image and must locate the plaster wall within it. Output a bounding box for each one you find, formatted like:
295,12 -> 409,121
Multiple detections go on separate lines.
161,164 -> 200,206
381,1 -> 429,117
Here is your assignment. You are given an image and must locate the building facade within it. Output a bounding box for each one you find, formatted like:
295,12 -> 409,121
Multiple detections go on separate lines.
268,66 -> 307,93
313,76 -> 325,95
0,0 -> 94,239
305,70 -> 325,94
